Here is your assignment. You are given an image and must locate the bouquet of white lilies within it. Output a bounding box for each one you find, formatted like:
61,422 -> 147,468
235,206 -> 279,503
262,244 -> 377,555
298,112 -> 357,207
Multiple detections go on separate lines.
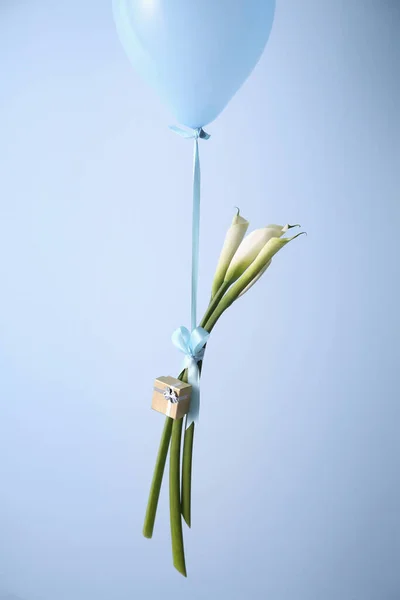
143,209 -> 304,576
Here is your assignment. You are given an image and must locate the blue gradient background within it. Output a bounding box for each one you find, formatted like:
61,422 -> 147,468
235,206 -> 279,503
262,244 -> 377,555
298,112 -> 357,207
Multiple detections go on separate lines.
0,2 -> 399,599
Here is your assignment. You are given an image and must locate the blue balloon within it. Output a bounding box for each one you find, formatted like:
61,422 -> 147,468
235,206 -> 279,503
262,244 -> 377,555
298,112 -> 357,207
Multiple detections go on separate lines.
113,0 -> 276,128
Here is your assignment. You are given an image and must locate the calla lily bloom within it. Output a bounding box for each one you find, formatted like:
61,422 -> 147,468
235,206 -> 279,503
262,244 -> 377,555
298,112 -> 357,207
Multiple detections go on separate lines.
211,209 -> 249,298
201,223 -> 301,330
204,231 -> 305,332
224,223 -> 294,285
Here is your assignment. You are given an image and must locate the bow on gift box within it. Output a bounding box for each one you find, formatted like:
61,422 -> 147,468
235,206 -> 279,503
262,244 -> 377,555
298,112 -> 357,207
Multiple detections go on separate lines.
171,325 -> 210,428
163,387 -> 178,404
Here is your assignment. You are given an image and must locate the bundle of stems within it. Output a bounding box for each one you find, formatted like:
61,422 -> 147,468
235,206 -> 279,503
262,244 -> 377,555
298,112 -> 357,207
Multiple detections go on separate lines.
141,298 -> 216,577
142,214 -> 304,576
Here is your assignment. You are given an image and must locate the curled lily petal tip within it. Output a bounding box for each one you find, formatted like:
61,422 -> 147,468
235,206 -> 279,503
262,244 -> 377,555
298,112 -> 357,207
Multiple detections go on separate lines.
282,223 -> 301,233
291,231 -> 307,240
234,206 -> 240,216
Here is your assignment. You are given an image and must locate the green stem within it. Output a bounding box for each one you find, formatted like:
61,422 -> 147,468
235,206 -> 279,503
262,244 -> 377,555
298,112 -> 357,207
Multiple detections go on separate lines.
180,361 -> 202,528
181,422 -> 195,527
170,417 -> 187,577
199,281 -> 230,329
204,295 -> 234,332
179,287 -> 232,529
143,416 -> 173,538
178,286 -> 231,535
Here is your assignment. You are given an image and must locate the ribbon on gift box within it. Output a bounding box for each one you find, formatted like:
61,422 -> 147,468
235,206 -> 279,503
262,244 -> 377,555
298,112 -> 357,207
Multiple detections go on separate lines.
163,387 -> 178,417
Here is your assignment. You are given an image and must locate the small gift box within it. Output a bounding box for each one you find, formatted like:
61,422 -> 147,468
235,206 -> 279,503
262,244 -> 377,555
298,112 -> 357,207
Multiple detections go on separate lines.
152,376 -> 192,419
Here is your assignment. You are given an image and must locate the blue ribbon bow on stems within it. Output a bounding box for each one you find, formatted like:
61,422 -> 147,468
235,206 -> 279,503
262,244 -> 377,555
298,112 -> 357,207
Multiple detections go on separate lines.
172,326 -> 210,428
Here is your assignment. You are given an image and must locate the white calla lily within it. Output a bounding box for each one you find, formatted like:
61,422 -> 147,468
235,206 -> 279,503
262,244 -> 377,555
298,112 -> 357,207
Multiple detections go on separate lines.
237,224 -> 300,297
224,224 -> 290,284
204,231 -> 305,331
201,221 -> 302,331
211,209 -> 249,297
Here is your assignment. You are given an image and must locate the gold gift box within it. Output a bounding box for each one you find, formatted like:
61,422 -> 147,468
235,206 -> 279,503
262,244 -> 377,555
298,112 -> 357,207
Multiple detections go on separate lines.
152,376 -> 192,420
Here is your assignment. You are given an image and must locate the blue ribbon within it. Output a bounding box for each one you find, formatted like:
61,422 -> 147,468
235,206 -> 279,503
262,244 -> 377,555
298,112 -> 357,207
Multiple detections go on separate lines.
171,326 -> 209,428
170,125 -> 210,427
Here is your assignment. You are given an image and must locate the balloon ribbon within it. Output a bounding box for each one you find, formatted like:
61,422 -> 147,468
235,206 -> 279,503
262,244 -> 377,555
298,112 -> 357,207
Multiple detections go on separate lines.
169,126 -> 210,427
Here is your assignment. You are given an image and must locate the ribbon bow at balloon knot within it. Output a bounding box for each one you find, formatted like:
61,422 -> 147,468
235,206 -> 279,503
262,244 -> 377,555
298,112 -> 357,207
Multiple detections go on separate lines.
169,125 -> 210,141
171,326 -> 210,428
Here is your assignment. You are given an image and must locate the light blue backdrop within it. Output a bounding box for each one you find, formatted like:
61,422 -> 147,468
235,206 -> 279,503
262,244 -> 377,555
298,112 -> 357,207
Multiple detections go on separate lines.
0,1 -> 399,599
